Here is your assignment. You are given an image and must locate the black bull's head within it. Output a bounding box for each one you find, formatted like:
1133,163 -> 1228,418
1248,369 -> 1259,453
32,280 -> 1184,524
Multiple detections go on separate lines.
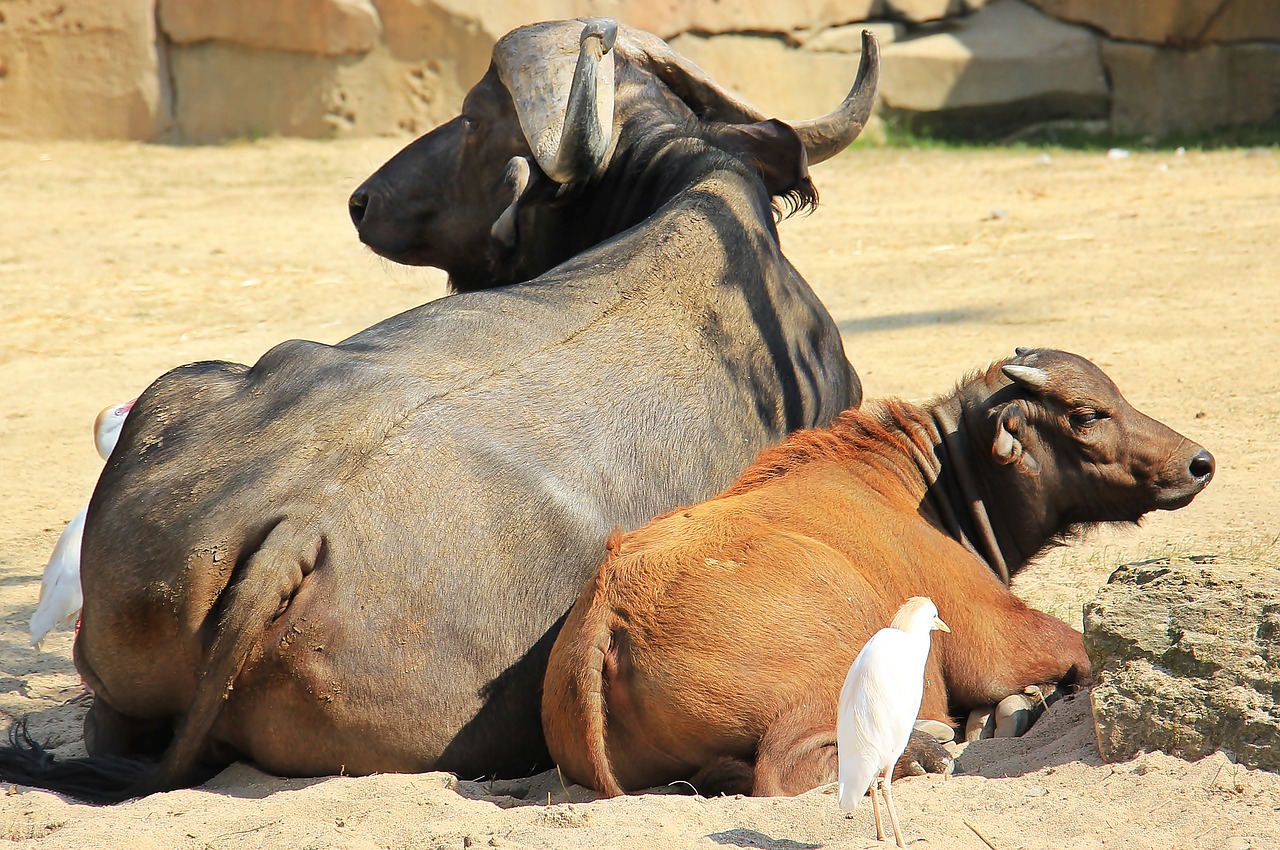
349,18 -> 878,291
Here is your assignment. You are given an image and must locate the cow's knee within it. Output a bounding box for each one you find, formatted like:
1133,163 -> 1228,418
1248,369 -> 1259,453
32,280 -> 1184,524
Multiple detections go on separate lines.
753,721 -> 838,797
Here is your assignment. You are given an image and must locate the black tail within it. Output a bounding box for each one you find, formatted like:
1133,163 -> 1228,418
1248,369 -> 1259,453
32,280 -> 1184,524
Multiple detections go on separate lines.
0,718 -> 157,805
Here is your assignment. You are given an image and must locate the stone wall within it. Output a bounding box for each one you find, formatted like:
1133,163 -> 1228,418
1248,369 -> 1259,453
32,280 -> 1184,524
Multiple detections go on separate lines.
0,0 -> 1276,141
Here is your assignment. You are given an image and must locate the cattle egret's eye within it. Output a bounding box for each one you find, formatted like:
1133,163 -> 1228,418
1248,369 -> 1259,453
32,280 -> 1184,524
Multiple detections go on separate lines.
1070,409 -> 1101,427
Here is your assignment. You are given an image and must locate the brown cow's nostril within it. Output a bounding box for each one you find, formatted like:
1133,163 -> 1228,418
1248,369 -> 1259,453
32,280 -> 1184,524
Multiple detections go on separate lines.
1189,450 -> 1215,482
348,189 -> 370,228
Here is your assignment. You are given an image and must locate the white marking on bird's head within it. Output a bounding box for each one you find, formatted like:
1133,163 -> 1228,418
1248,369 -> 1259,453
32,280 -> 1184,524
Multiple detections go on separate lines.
889,596 -> 949,635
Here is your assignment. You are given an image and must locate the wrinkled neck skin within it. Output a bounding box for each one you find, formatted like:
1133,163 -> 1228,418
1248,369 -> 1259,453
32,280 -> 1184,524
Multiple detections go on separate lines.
503,69 -> 777,284
905,387 -> 1048,585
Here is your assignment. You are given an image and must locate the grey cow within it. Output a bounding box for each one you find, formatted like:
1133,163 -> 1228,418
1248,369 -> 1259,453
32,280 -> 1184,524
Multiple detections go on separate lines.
0,20 -> 878,802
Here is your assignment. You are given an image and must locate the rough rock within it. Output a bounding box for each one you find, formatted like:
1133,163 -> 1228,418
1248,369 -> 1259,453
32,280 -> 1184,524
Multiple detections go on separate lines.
159,0 -> 381,56
1104,40 -> 1280,137
879,0 -> 1107,134
883,0 -> 962,24
1025,0 -> 1280,46
803,21 -> 905,53
168,41 -> 467,141
665,33 -> 864,123
0,0 -> 170,140
1084,558 -> 1280,772
406,0 -> 879,43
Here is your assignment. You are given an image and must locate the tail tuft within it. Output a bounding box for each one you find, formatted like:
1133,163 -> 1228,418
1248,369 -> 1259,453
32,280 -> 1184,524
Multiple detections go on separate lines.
0,717 -> 154,805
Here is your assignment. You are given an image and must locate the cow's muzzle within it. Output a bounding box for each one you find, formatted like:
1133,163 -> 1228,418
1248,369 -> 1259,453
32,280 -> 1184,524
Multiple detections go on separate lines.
1154,447 -> 1215,510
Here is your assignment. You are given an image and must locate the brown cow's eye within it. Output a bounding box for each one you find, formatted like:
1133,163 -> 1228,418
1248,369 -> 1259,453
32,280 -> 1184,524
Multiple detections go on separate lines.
1070,409 -> 1101,427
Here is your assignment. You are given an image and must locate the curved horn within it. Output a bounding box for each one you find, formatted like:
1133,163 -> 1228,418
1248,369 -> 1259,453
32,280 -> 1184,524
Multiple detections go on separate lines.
790,30 -> 880,165
621,27 -> 879,165
1002,364 -> 1050,392
544,21 -> 618,183
495,19 -> 618,185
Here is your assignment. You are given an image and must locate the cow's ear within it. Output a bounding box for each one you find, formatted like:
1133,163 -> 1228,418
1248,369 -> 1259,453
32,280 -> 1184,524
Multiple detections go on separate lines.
992,405 -> 1025,465
708,118 -> 814,200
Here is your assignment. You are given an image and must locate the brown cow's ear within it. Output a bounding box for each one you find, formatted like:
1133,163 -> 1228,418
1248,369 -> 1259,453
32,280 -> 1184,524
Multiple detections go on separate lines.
992,405 -> 1024,465
707,118 -> 814,201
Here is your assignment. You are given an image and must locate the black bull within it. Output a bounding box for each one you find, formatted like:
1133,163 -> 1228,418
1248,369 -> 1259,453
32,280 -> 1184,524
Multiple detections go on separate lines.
0,21 -> 879,802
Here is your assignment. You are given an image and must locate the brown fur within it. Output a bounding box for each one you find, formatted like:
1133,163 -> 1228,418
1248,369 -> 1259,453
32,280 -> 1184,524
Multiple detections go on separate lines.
542,351 -> 1213,797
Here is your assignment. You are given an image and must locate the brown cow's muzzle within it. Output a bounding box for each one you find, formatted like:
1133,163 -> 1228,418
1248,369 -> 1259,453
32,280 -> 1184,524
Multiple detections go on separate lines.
1154,446 -> 1215,510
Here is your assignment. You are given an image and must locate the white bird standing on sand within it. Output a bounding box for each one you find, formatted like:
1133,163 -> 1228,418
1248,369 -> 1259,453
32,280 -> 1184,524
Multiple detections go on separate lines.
837,596 -> 950,847
29,399 -> 135,649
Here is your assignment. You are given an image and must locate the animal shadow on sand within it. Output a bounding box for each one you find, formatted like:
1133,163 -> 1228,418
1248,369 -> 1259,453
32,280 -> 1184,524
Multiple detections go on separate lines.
951,692 -> 1105,780
708,829 -> 821,850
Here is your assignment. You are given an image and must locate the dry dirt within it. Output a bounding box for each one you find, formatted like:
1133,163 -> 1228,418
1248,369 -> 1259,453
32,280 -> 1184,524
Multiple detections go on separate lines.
0,138 -> 1276,849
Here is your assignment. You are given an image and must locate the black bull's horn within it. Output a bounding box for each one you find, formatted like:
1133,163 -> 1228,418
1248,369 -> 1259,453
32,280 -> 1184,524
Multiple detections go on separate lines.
621,25 -> 881,167
495,19 -> 619,185
494,20 -> 880,185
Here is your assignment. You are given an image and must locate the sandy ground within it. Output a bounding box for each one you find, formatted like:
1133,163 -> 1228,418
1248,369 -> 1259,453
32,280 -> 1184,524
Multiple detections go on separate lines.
0,138 -> 1276,849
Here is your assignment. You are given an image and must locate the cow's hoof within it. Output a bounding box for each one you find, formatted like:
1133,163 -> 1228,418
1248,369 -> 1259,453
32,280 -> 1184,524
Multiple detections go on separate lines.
913,718 -> 955,744
895,729 -> 953,779
965,707 -> 995,742
994,693 -> 1041,738
967,684 -> 1066,740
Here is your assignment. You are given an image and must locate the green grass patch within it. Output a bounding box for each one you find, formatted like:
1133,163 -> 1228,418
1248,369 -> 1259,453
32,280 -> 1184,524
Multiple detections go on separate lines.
851,114 -> 1280,153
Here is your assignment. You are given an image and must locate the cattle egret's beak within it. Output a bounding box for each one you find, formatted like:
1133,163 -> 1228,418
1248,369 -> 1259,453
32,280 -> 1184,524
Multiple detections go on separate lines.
933,616 -> 951,633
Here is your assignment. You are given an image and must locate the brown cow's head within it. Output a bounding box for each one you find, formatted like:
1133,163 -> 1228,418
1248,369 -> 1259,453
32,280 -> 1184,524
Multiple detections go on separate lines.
348,19 -> 878,291
965,348 -> 1214,569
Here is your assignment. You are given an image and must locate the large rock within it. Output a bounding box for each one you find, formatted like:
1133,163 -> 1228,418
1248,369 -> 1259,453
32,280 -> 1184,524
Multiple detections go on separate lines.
159,0 -> 381,56
1025,0 -> 1280,46
804,21 -> 905,53
0,0 -> 170,140
879,0 -> 1107,135
665,33 -> 863,124
1104,40 -> 1280,136
414,0 -> 880,42
1084,558 -> 1280,773
883,0 -> 962,24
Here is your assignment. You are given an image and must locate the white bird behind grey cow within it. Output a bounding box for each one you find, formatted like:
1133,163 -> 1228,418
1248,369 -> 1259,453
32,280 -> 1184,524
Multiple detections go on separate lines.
837,596 -> 950,847
29,399 -> 135,649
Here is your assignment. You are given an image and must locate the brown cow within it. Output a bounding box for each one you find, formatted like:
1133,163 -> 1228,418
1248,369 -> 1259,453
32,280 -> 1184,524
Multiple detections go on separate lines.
542,348 -> 1214,797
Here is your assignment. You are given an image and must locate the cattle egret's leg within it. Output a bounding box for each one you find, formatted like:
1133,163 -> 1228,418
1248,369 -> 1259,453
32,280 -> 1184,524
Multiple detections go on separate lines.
871,776 -> 885,841
882,768 -> 906,848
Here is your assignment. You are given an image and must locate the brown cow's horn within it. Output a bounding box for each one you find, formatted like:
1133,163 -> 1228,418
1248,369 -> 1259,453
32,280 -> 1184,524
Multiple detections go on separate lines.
790,31 -> 880,166
1002,364 -> 1050,392
495,19 -> 618,185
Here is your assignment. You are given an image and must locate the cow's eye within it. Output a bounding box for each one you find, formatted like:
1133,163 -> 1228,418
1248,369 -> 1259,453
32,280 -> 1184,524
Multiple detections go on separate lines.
1070,409 -> 1101,427
461,116 -> 478,134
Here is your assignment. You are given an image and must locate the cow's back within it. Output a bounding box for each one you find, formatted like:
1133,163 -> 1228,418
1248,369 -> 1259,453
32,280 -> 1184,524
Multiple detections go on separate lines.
78,220 -> 855,775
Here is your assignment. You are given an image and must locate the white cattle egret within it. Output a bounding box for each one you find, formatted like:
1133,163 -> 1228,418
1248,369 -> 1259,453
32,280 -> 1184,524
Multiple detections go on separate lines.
837,596 -> 950,847
93,399 -> 134,462
30,399 -> 135,649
